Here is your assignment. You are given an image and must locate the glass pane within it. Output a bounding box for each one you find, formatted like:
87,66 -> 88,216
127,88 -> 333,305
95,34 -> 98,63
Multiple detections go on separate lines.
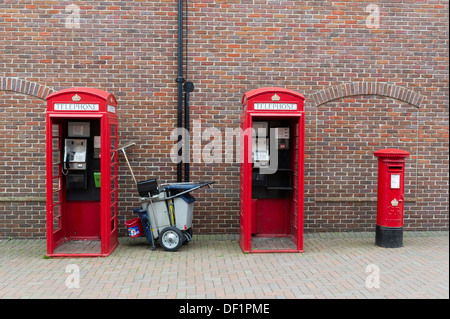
111,124 -> 116,137
53,190 -> 61,205
53,216 -> 60,232
110,176 -> 116,191
52,137 -> 60,151
52,177 -> 61,192
293,210 -> 297,228
52,150 -> 61,165
53,204 -> 62,232
52,124 -> 60,137
52,164 -> 60,178
111,204 -> 116,219
111,138 -> 116,151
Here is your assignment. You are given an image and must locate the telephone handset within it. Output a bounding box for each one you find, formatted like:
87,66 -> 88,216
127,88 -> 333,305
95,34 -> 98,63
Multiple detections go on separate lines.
63,139 -> 87,171
64,151 -> 70,171
252,122 -> 269,169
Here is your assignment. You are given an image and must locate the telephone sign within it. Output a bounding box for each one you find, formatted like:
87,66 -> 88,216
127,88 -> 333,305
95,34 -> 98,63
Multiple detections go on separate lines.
54,103 -> 100,111
254,103 -> 297,110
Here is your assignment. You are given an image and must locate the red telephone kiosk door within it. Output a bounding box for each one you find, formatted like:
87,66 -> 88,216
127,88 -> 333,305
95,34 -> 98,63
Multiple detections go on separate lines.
45,87 -> 119,257
240,88 -> 305,253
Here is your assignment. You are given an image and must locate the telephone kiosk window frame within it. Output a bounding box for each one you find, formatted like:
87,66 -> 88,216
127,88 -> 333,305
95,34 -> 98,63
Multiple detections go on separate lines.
45,87 -> 118,258
240,87 -> 305,254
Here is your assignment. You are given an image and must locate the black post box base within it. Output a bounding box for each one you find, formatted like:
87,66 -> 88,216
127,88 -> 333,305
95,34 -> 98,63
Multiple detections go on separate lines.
376,225 -> 403,248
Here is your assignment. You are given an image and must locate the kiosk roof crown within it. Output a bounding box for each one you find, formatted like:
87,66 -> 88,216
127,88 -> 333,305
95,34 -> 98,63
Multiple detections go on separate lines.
242,87 -> 305,104
47,87 -> 115,102
46,87 -> 117,115
242,87 -> 305,114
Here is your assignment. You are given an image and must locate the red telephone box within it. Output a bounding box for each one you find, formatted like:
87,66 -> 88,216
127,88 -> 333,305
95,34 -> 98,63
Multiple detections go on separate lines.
240,87 -> 305,253
45,88 -> 119,257
374,148 -> 410,248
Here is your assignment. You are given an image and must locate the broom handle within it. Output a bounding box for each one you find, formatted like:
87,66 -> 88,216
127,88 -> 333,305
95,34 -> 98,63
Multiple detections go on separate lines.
120,148 -> 137,185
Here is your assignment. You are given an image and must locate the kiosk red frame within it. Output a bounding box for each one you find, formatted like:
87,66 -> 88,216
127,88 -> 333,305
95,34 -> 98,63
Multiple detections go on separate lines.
240,88 -> 305,253
46,88 -> 119,257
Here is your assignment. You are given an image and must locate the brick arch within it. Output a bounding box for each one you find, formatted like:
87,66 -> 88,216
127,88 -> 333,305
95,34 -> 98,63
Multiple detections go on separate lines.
309,82 -> 424,108
309,84 -> 421,207
0,77 -> 54,100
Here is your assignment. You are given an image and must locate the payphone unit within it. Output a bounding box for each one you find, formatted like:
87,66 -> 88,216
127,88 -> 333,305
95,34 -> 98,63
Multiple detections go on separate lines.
64,138 -> 87,171
240,88 -> 305,253
251,120 -> 293,197
63,122 -> 90,190
46,87 -> 119,257
64,138 -> 88,189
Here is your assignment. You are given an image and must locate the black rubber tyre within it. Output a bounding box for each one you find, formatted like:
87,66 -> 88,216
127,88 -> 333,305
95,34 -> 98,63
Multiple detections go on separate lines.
159,227 -> 183,252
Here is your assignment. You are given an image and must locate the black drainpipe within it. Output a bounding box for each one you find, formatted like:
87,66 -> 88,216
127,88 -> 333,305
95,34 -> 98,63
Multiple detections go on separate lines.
176,0 -> 184,182
184,81 -> 194,182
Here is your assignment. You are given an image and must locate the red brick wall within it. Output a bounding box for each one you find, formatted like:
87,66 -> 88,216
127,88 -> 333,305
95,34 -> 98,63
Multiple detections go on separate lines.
0,0 -> 448,238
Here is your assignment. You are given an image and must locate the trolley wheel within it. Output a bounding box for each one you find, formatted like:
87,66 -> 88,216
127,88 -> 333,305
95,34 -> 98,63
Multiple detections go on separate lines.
159,227 -> 183,252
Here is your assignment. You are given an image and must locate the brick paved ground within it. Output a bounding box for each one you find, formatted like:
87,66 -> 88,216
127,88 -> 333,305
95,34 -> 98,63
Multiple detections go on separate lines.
0,232 -> 448,299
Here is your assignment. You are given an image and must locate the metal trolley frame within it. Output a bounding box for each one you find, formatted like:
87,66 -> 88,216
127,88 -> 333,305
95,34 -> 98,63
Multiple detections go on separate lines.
120,143 -> 214,251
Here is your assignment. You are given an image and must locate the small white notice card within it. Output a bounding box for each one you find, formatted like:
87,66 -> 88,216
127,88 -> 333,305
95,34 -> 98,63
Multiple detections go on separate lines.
391,174 -> 400,189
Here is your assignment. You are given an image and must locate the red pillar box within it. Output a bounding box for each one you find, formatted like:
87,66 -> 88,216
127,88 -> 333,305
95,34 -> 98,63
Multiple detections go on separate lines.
240,87 -> 305,253
45,88 -> 119,257
374,149 -> 410,248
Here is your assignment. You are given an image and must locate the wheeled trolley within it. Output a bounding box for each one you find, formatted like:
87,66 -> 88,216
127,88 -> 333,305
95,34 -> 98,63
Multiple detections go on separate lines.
135,180 -> 214,251
119,143 -> 214,251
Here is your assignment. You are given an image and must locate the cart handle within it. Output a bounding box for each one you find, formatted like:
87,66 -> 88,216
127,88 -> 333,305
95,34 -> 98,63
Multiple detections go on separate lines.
160,181 -> 215,187
163,181 -> 215,201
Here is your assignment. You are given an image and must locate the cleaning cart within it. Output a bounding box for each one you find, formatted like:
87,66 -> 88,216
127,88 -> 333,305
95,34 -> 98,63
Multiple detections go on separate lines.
120,143 -> 214,251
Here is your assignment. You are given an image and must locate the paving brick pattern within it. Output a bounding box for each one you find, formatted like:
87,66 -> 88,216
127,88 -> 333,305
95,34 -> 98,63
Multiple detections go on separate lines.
0,232 -> 448,299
